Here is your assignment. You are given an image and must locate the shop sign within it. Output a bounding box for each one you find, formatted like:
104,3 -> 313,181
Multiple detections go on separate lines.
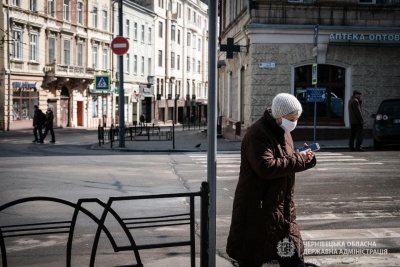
329,33 -> 400,42
12,82 -> 37,89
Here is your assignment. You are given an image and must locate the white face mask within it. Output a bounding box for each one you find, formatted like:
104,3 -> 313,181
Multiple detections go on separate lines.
279,118 -> 297,133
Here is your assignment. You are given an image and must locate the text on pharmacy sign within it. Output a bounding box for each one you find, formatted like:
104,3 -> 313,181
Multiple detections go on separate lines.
329,33 -> 400,42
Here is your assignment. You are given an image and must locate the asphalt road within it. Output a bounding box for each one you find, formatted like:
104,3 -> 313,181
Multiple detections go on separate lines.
1,129 -> 400,266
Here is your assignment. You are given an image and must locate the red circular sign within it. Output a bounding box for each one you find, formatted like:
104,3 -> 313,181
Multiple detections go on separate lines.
111,36 -> 129,55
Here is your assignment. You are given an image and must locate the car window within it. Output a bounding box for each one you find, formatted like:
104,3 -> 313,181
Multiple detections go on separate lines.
379,101 -> 400,116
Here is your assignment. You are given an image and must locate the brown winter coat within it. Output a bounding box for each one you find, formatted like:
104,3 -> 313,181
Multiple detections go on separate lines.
226,110 -> 316,264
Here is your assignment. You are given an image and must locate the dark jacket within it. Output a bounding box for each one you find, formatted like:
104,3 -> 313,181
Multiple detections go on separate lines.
44,110 -> 54,127
348,96 -> 364,124
226,110 -> 316,264
33,108 -> 45,127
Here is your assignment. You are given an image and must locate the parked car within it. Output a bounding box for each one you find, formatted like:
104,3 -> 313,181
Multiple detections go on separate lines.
371,99 -> 400,150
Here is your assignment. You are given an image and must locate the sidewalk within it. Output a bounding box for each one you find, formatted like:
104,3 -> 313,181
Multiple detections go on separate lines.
92,126 -> 373,152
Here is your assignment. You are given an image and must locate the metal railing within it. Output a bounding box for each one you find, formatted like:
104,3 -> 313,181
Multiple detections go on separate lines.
0,182 -> 209,267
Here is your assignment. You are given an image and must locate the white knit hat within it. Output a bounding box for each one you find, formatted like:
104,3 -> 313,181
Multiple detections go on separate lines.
271,93 -> 303,118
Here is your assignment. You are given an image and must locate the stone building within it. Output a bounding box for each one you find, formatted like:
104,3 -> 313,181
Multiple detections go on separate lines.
217,0 -> 400,140
131,0 -> 209,125
0,0 -> 113,130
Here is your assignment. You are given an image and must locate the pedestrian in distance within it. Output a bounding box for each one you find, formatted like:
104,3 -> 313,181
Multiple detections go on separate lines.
226,93 -> 317,267
348,90 -> 365,152
41,107 -> 55,143
32,105 -> 45,143
140,114 -> 145,126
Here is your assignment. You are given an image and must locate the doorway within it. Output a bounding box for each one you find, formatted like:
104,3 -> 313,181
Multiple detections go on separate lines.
77,101 -> 84,126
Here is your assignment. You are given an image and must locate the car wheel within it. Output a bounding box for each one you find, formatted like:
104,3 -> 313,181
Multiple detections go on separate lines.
373,139 -> 381,150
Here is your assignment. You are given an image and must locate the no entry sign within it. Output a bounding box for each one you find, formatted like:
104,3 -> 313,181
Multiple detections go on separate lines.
111,36 -> 129,55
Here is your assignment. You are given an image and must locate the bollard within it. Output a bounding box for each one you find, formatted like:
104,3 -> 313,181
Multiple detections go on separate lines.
110,124 -> 114,149
98,125 -> 102,146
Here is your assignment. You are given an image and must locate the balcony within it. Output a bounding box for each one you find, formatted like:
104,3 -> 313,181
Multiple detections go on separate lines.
44,61 -> 103,79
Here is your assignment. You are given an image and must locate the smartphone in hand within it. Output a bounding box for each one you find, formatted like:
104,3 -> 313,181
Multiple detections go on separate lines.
296,143 -> 320,152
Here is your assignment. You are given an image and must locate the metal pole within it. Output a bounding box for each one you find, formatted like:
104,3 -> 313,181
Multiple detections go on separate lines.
173,97 -> 176,149
207,0 -> 218,266
118,0 -> 125,147
7,9 -> 11,131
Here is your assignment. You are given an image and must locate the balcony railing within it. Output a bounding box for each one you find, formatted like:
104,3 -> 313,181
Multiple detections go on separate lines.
45,62 -> 101,78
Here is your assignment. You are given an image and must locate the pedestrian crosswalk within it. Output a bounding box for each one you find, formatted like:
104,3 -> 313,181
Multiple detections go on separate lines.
186,152 -> 399,266
186,151 -> 384,180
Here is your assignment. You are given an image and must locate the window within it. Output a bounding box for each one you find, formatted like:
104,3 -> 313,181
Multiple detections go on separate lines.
171,52 -> 175,69
48,0 -> 55,16
197,60 -> 201,74
126,19 -> 130,38
48,37 -> 55,63
63,0 -> 70,21
148,27 -> 152,43
13,29 -> 22,60
92,46 -> 98,68
92,7 -> 98,28
159,22 -> 163,38
158,50 -> 163,67
193,11 -> 196,23
30,33 -> 39,62
141,25 -> 145,43
187,32 -> 191,46
77,2 -> 83,24
92,97 -> 98,118
178,3 -> 182,18
126,53 -> 130,73
102,10 -> 108,31
192,58 -> 195,73
77,43 -> 83,66
12,0 -> 20,7
187,57 -> 190,72
63,39 -> 71,65
141,56 -> 144,75
30,0 -> 37,11
192,34 -> 196,48
171,25 -> 176,41
13,91 -> 38,121
177,29 -> 180,44
158,0 -> 164,8
187,8 -> 191,21
102,48 -> 108,70
134,55 -> 137,74
148,58 -> 152,73
134,23 -> 138,40
177,55 -> 180,70
198,38 -> 201,51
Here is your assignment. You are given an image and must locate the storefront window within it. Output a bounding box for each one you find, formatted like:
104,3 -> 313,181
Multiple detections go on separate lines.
12,90 -> 38,121
294,64 -> 345,126
92,96 -> 98,118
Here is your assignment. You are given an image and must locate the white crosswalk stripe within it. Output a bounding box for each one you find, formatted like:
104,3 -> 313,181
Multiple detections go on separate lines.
186,152 -> 384,179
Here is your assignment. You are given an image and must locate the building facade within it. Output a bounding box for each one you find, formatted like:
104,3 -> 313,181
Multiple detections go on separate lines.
0,0 -> 114,131
217,0 -> 400,139
132,0 -> 209,125
113,1 -> 156,125
0,0 -> 209,131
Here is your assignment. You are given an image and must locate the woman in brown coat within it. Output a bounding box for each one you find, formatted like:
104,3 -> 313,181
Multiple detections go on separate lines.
226,93 -> 317,267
